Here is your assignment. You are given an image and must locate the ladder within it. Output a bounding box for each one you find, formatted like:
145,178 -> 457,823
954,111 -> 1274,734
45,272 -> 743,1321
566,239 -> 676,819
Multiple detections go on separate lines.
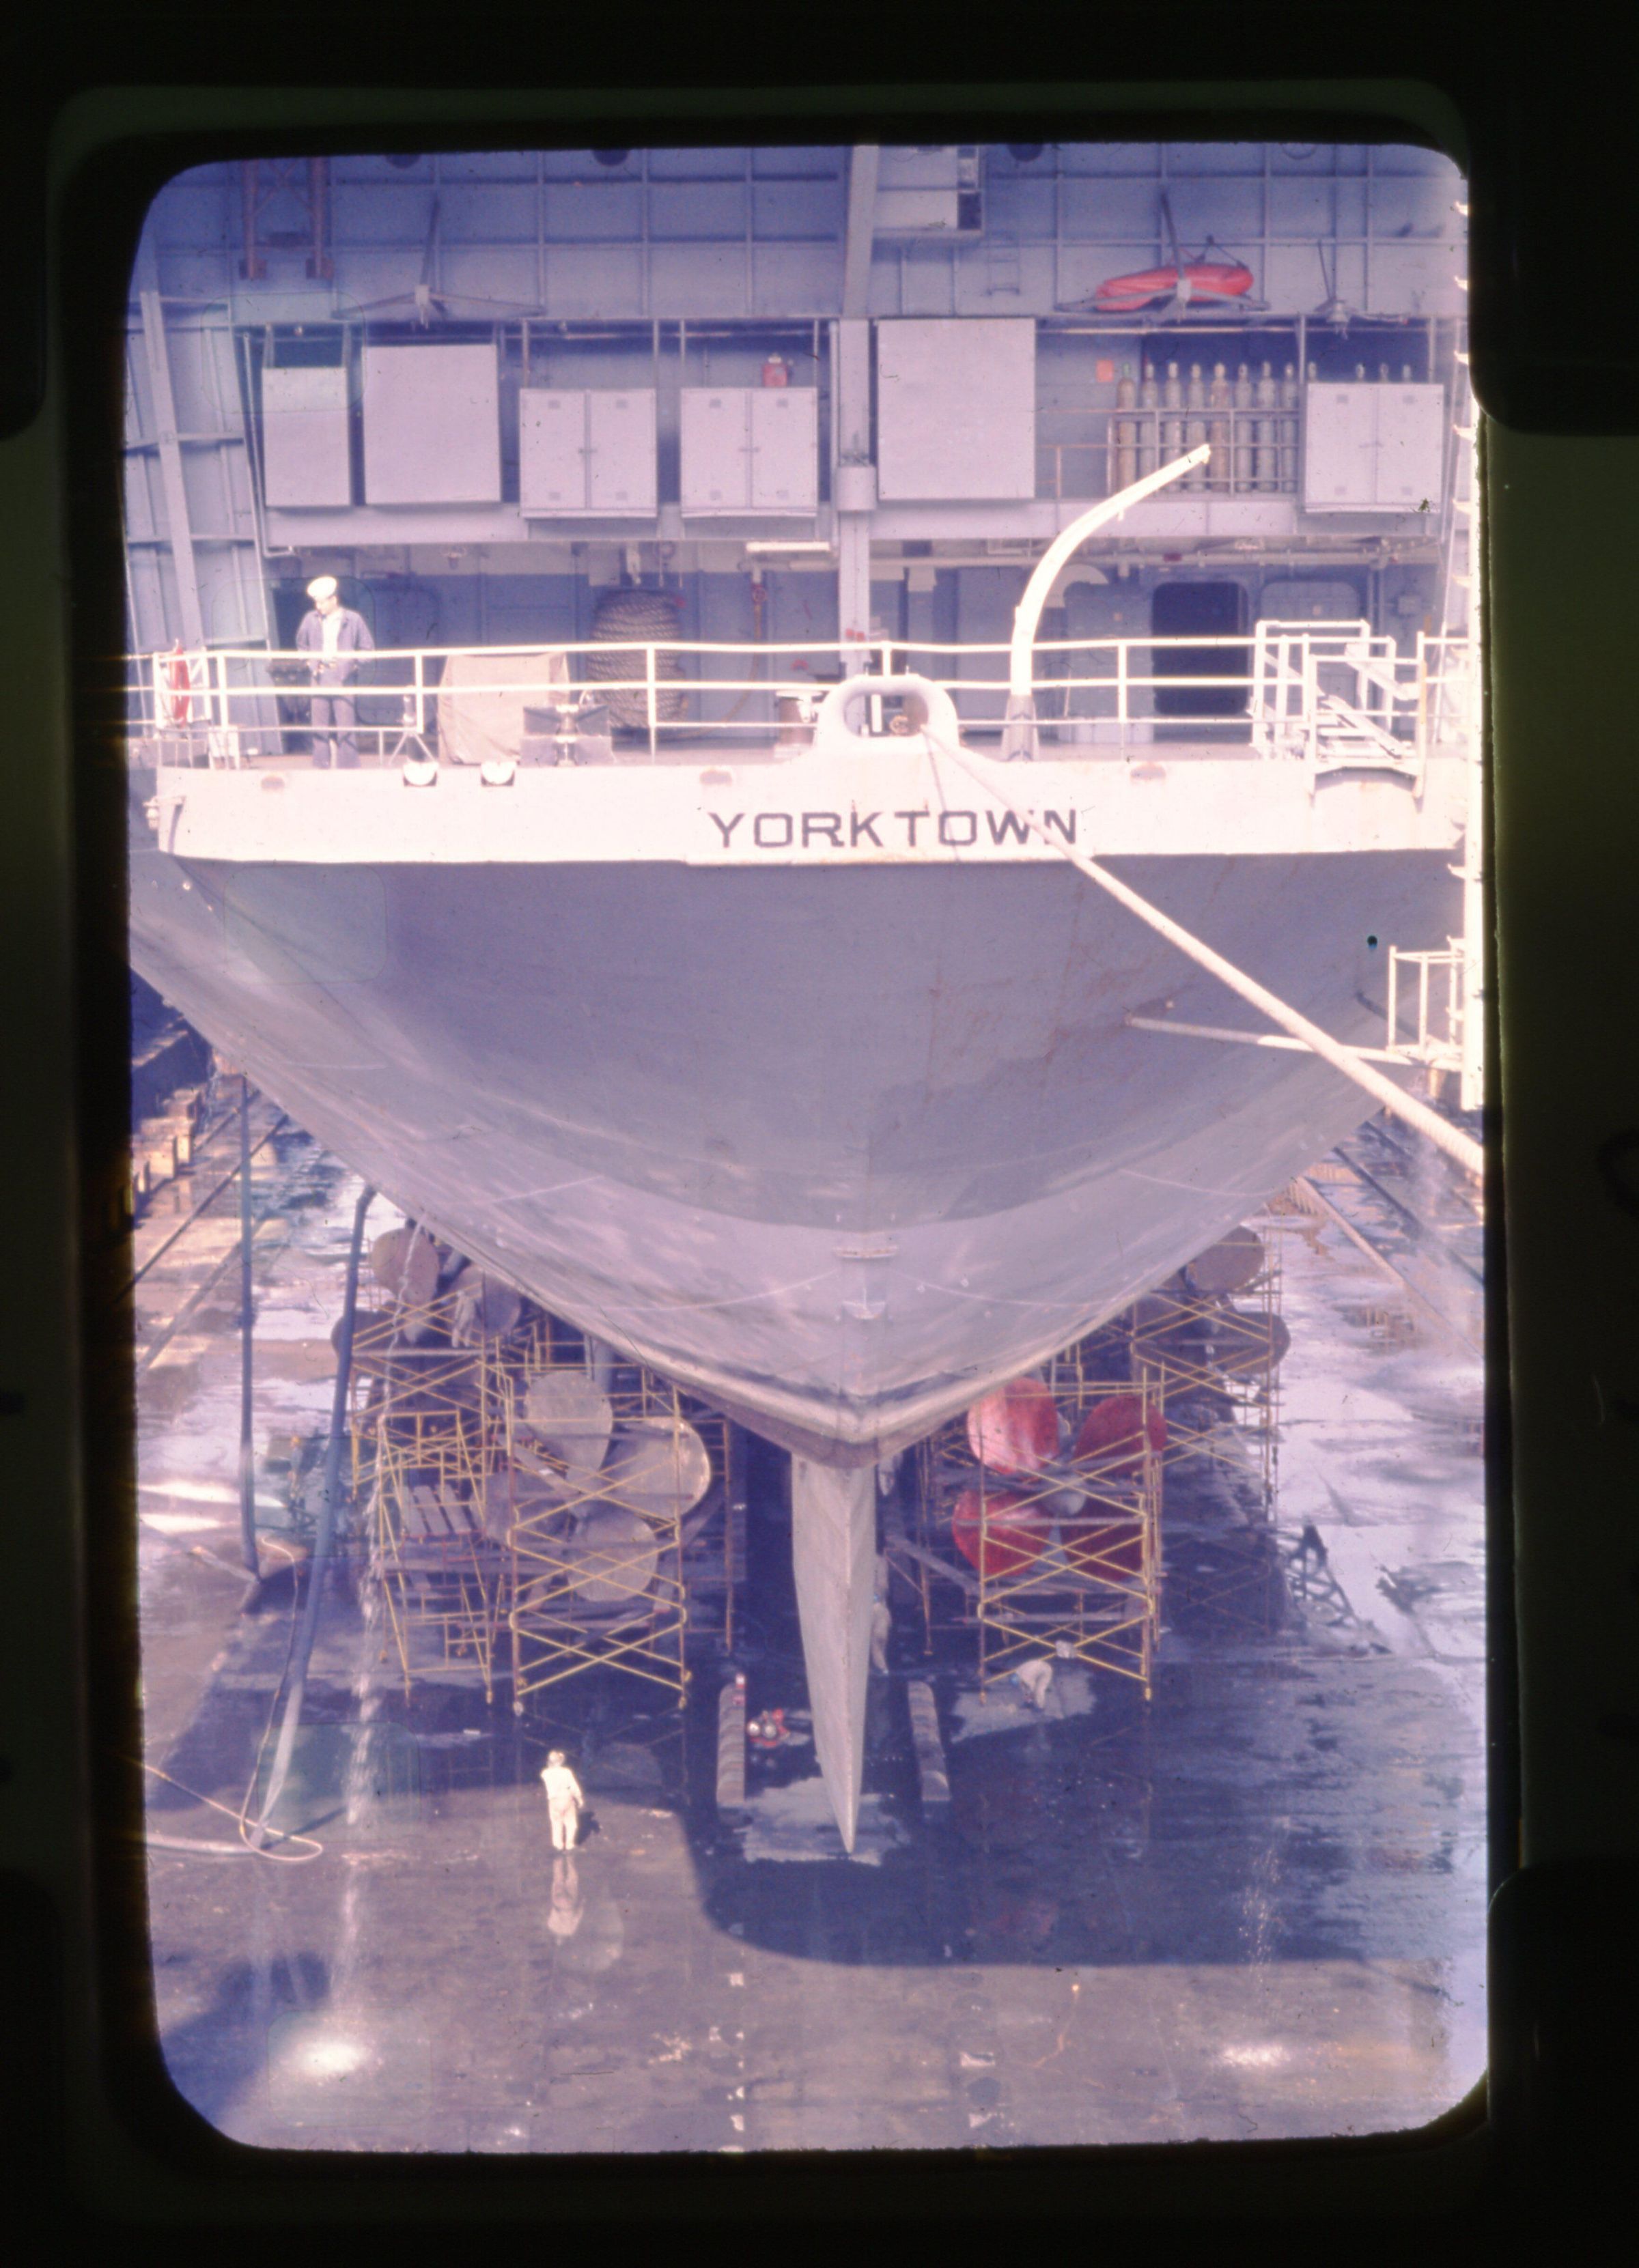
1312,689 -> 1414,774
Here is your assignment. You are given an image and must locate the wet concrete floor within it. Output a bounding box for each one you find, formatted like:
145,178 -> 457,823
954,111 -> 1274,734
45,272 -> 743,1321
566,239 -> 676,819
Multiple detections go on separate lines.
134,1117 -> 1487,2153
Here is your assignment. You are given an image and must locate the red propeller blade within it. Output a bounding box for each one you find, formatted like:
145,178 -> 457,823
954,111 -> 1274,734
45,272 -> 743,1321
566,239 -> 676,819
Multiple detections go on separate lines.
951,1486 -> 1049,1580
966,1376 -> 1060,1476
1071,1393 -> 1166,1479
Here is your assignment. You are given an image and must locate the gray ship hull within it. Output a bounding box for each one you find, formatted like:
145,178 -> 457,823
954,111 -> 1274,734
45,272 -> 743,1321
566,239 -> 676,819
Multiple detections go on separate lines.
130,823 -> 1455,1462
130,741 -> 1463,1853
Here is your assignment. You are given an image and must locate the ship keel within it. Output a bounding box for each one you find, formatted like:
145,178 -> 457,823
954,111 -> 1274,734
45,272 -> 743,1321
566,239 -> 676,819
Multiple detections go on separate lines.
789,1458 -> 878,1854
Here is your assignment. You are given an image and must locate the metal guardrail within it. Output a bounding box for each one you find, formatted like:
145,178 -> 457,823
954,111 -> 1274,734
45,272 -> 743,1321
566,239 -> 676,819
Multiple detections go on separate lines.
1385,942 -> 1467,1079
128,627 -> 1474,772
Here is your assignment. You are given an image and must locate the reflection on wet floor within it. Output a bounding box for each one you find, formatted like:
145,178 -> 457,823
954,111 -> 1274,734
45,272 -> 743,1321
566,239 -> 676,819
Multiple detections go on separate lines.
137,1123 -> 1486,2153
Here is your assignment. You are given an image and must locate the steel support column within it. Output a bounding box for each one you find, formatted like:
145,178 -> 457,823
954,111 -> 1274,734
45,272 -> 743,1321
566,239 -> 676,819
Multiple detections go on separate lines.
139,289 -> 206,651
834,315 -> 873,647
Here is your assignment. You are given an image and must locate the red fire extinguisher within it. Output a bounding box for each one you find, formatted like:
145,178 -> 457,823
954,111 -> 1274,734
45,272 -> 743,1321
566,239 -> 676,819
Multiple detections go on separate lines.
761,355 -> 789,388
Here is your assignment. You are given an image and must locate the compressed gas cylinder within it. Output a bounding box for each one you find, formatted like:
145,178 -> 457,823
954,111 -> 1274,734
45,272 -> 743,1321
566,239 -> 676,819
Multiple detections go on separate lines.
1137,363 -> 1160,476
1207,362 -> 1231,490
1233,364 -> 1254,491
1184,364 -> 1207,485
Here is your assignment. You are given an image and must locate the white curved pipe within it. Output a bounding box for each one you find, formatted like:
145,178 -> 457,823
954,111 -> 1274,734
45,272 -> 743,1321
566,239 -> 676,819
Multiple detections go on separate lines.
1008,444 -> 1212,709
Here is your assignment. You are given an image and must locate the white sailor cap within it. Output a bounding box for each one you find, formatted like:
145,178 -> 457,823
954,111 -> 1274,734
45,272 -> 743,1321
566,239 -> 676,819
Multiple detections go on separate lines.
307,574 -> 339,600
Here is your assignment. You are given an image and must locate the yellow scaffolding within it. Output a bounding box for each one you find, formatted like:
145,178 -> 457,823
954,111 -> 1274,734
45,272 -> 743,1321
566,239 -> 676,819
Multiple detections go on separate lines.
489,1341 -> 730,1714
348,1324 -> 506,1701
1127,1232 -> 1287,1636
342,1310 -> 731,1712
921,1373 -> 1164,1697
1128,1234 -> 1283,1512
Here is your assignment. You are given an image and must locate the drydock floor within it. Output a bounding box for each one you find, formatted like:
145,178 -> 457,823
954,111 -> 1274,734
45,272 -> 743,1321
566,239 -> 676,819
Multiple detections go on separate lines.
132,1114 -> 1487,2154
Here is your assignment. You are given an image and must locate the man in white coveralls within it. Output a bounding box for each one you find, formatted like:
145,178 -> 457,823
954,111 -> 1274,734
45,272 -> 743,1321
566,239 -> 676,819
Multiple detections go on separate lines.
541,1749 -> 585,1851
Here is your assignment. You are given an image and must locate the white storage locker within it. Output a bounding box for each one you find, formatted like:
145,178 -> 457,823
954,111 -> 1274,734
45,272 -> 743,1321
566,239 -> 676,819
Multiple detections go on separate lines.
260,364 -> 352,507
748,388 -> 817,510
361,343 -> 501,505
518,390 -> 587,510
1302,386 -> 1379,509
1373,385 -> 1446,509
875,319 -> 1036,501
680,388 -> 817,514
1303,382 -> 1445,511
520,389 -> 658,513
586,391 -> 657,511
681,388 -> 751,509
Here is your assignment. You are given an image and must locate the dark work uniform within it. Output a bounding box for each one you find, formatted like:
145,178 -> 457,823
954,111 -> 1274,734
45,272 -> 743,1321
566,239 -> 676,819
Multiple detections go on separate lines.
295,605 -> 374,767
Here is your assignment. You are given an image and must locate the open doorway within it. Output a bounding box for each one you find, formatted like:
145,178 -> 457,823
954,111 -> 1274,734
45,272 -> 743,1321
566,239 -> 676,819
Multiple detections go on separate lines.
1151,580 -> 1250,737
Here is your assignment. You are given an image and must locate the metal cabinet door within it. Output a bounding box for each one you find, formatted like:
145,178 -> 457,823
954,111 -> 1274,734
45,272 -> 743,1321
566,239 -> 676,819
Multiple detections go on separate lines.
362,343 -> 502,505
748,387 -> 817,511
1302,384 -> 1377,510
681,389 -> 751,510
1373,384 -> 1446,510
519,390 -> 589,511
586,389 -> 658,512
261,364 -> 352,507
876,318 -> 1037,500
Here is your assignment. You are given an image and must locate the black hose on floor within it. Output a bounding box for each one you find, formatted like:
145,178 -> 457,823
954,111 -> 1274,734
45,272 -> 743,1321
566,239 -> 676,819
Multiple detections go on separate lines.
247,1179 -> 375,1847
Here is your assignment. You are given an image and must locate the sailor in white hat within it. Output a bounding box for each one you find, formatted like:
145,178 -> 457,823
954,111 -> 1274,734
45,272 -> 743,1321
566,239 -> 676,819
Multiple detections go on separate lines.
295,574 -> 374,767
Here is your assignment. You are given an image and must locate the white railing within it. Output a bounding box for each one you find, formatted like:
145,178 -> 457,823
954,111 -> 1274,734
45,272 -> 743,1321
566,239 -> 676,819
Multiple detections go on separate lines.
128,628 -> 1474,772
1384,939 -> 1468,1089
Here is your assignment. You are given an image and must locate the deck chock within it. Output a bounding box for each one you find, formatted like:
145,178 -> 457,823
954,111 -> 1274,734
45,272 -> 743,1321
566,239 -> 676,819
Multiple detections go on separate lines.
908,1679 -> 951,1808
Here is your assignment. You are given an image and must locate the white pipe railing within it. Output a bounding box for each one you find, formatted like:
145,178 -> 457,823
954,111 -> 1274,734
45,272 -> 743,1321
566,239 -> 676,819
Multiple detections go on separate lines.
127,628 -> 1472,771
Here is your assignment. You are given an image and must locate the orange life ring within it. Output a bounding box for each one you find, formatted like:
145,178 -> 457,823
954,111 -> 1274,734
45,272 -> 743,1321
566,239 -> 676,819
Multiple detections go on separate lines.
165,643 -> 192,726
1093,260 -> 1253,313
